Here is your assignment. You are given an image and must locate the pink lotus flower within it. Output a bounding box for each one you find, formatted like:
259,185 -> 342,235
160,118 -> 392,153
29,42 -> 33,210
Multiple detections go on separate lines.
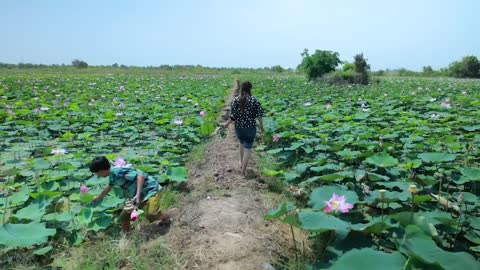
51,148 -> 67,155
80,185 -> 89,194
174,119 -> 183,125
199,110 -> 206,116
113,157 -> 132,168
150,131 -> 156,138
440,102 -> 451,109
34,108 -> 41,114
130,210 -> 139,221
324,193 -> 354,213
273,133 -> 280,142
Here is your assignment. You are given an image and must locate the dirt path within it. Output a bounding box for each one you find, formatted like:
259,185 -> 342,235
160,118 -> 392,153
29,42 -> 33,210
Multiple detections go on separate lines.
165,93 -> 289,270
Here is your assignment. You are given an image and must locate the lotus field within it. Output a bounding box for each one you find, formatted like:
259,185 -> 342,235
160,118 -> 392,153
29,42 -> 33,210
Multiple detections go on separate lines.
0,75 -> 227,255
258,78 -> 480,268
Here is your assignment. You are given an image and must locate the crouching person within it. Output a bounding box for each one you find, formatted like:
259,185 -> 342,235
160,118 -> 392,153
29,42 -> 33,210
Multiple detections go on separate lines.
89,156 -> 170,232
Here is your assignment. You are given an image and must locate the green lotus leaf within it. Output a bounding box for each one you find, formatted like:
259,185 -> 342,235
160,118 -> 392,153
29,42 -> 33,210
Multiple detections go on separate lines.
365,152 -> 398,167
460,167 -> 480,181
31,158 -> 50,170
298,210 -> 350,235
328,248 -> 406,270
166,167 -> 188,182
351,217 -> 398,234
33,245 -> 53,255
417,152 -> 456,163
398,225 -> 480,270
0,222 -> 56,248
87,215 -> 112,232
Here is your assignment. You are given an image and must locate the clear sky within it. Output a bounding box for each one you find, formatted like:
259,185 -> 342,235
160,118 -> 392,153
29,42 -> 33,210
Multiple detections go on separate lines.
1,0 -> 479,70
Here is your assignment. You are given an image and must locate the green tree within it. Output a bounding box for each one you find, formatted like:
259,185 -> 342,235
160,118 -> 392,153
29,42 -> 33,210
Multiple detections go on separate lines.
353,53 -> 370,84
299,49 -> 341,80
272,65 -> 284,73
449,56 -> 480,78
342,62 -> 355,72
72,59 -> 88,69
423,65 -> 433,74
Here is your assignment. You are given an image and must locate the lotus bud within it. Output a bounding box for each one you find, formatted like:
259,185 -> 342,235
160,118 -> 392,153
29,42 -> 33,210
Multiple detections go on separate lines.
408,185 -> 418,194
80,185 -> 89,194
130,210 -> 139,221
378,189 -> 386,200
457,192 -> 464,203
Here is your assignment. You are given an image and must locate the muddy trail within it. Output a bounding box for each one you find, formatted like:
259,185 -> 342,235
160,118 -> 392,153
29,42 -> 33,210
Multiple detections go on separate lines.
164,92 -> 292,270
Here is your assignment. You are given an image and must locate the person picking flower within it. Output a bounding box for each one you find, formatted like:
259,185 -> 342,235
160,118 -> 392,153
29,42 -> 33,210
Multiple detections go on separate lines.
89,156 -> 170,232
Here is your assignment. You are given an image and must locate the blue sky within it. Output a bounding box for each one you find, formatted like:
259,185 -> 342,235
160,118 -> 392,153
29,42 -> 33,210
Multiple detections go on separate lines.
1,0 -> 479,70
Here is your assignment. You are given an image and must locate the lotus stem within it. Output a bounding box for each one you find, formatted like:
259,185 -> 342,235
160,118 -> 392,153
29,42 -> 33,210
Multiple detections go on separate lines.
290,224 -> 298,261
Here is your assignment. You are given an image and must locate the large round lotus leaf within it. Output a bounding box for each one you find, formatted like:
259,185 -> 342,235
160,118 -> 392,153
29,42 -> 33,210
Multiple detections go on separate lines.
264,202 -> 295,220
0,222 -> 56,248
398,225 -> 480,270
87,215 -> 112,232
298,210 -> 350,234
365,152 -> 398,167
309,185 -> 358,209
42,212 -> 74,222
167,167 -> 188,182
14,195 -> 53,221
328,248 -> 406,270
460,167 -> 480,181
31,158 -> 50,170
417,152 -> 456,163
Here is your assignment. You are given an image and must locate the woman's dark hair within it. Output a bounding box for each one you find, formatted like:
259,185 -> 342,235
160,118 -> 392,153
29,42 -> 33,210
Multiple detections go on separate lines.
89,156 -> 111,172
240,81 -> 252,111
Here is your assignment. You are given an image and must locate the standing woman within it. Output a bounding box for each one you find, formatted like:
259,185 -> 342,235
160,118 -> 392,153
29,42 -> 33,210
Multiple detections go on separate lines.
224,81 -> 265,175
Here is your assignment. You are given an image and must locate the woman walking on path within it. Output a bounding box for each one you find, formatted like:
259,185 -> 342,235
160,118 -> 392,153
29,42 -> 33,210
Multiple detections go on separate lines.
224,81 -> 265,175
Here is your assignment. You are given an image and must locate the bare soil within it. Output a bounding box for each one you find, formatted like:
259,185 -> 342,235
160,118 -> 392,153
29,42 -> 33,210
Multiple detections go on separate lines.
164,93 -> 295,270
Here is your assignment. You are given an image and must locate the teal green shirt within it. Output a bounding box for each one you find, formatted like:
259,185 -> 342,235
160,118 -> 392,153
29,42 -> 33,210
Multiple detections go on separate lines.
109,167 -> 161,201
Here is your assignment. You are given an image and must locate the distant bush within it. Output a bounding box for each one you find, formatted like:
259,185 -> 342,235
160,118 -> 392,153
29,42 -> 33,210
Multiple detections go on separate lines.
342,62 -> 355,72
72,59 -> 88,69
353,53 -> 370,85
298,49 -> 342,80
449,55 -> 480,78
271,65 -> 284,73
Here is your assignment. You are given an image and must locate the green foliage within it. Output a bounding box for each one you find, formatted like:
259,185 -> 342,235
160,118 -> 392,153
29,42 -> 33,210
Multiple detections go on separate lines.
449,55 -> 480,78
342,62 -> 355,72
271,65 -> 284,73
0,222 -> 56,248
353,53 -> 370,84
258,76 -> 480,268
298,49 -> 341,80
72,59 -> 88,69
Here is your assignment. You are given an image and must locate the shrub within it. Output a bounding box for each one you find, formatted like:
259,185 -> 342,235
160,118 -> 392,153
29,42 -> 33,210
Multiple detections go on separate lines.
449,56 -> 480,78
72,59 -> 88,69
298,49 -> 342,80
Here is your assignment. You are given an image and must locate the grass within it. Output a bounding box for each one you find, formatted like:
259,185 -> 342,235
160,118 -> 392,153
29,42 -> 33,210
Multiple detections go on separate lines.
159,187 -> 180,210
1,229 -> 181,270
186,142 -> 209,168
257,152 -> 285,193
56,231 -> 181,270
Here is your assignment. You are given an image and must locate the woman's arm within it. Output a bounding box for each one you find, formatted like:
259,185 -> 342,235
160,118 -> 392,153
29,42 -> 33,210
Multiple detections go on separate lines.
257,116 -> 265,133
132,174 -> 145,204
92,186 -> 112,203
